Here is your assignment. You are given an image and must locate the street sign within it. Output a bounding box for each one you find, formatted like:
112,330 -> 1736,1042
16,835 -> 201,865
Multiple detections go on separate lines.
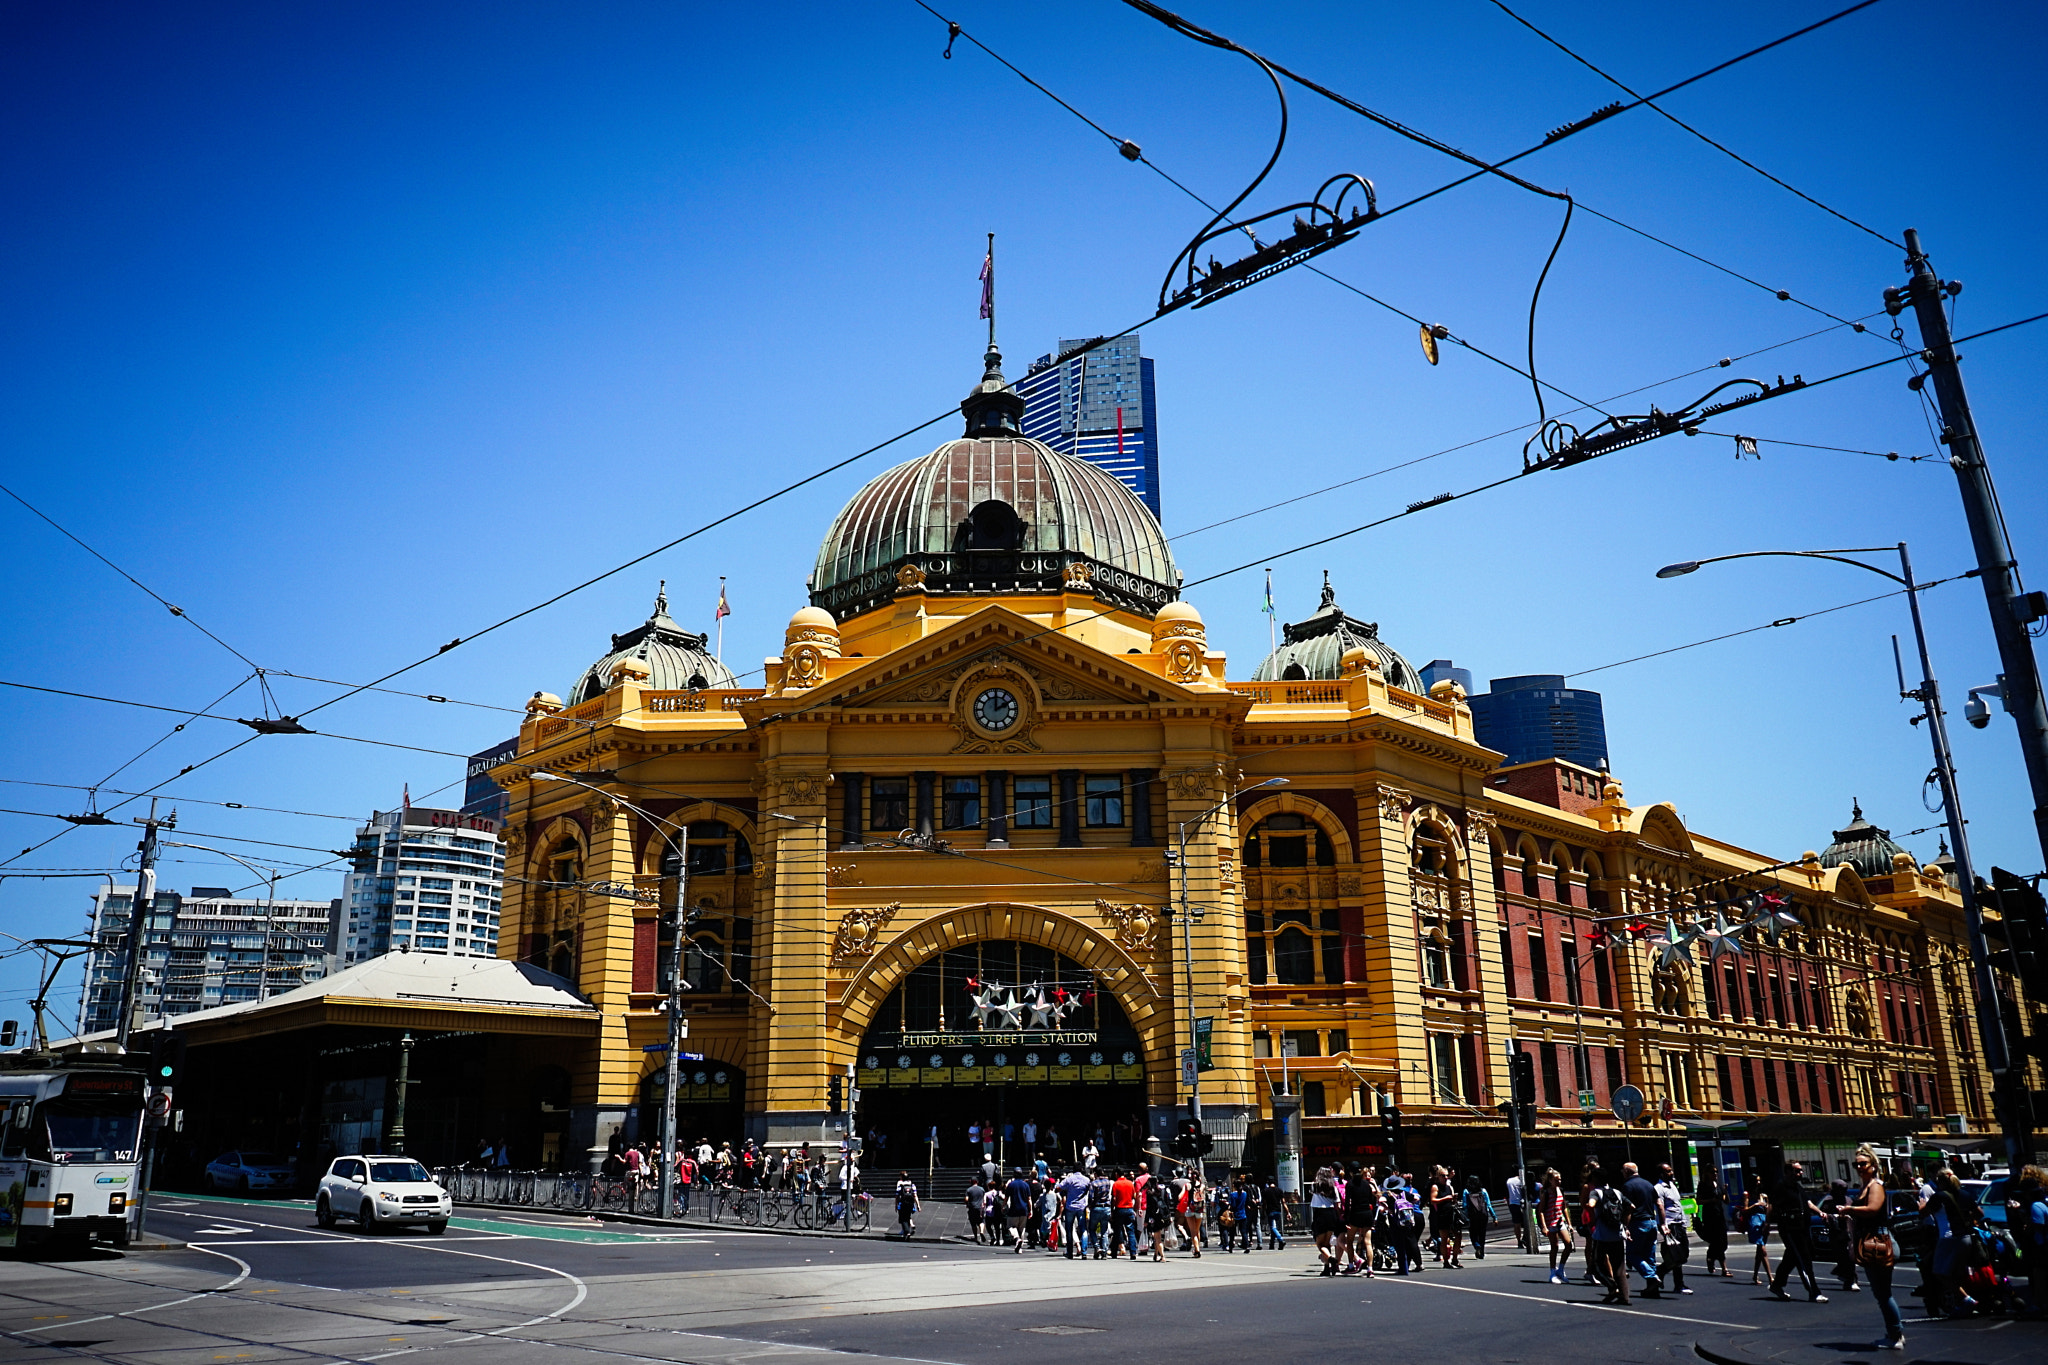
1611,1084 -> 1645,1122
1578,1089 -> 1596,1113
643,1043 -> 669,1053
1194,1017 -> 1214,1072
1181,1048 -> 1197,1087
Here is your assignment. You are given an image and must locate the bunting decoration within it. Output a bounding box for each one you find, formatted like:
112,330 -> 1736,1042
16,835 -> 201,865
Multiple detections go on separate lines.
962,977 -> 1086,1030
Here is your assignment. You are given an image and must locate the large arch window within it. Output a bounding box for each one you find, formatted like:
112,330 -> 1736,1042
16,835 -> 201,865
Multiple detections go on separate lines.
863,940 -> 1132,1039
1243,811 -> 1348,986
658,820 -> 756,997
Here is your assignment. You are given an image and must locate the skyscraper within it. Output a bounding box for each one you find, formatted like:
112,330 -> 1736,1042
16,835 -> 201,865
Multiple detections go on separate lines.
462,738 -> 518,826
339,807 -> 505,965
1016,334 -> 1162,517
1467,673 -> 1610,770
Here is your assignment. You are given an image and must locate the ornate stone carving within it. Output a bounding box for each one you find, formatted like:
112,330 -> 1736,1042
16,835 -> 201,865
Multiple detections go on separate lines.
784,642 -> 828,689
1464,810 -> 1498,844
778,773 -> 829,804
1096,899 -> 1161,953
826,864 -> 862,887
832,903 -> 900,961
1160,638 -> 1204,684
503,826 -> 527,858
1336,873 -> 1364,896
1168,765 -> 1221,799
1652,961 -> 1692,1015
1376,784 -> 1410,822
1411,880 -> 1446,911
1844,986 -> 1874,1039
1062,561 -> 1094,588
1130,860 -> 1169,883
950,719 -> 1043,755
895,563 -> 927,590
589,801 -> 616,834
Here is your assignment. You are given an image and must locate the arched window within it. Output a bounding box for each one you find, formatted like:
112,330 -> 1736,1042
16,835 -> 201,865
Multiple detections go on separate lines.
1274,928 -> 1315,984
657,820 -> 757,996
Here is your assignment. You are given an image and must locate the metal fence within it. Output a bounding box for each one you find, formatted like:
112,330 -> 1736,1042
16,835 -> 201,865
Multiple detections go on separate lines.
432,1167 -> 873,1232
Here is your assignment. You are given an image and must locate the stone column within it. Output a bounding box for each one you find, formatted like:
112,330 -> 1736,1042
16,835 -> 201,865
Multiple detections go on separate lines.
1162,761 -> 1256,1164
1351,779 -> 1431,1115
759,760 -> 833,1148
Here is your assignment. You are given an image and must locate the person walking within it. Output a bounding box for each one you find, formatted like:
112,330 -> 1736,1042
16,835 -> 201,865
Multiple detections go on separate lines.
1577,1162 -> 1604,1285
1694,1171 -> 1730,1278
1111,1169 -> 1139,1260
1055,1164 -> 1091,1258
1507,1169 -> 1527,1251
1342,1164 -> 1379,1275
1587,1167 -> 1631,1305
1537,1168 -> 1572,1285
1742,1182 -> 1775,1285
1846,1145 -> 1905,1350
1923,1166 -> 1977,1316
1822,1179 -> 1860,1292
1769,1160 -> 1829,1303
1005,1167 -> 1034,1253
1654,1163 -> 1691,1295
1262,1175 -> 1290,1251
1088,1168 -> 1115,1259
1310,1166 -> 1344,1276
893,1171 -> 920,1237
1388,1175 -> 1424,1276
964,1174 -> 986,1245
1181,1169 -> 1205,1257
1427,1165 -> 1462,1267
1463,1175 -> 1494,1261
1621,1162 -> 1664,1298
1145,1171 -> 1172,1261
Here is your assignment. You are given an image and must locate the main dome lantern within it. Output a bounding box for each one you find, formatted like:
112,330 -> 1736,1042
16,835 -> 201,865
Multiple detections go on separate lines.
809,344 -> 1180,622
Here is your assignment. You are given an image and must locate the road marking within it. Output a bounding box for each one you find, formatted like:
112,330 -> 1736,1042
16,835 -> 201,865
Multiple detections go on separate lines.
14,1248 -> 250,1333
1386,1274 -> 1760,1329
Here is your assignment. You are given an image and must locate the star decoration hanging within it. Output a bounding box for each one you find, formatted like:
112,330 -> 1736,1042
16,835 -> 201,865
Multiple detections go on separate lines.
1653,917 -> 1696,968
1026,990 -> 1056,1030
1703,910 -> 1745,961
993,989 -> 1025,1030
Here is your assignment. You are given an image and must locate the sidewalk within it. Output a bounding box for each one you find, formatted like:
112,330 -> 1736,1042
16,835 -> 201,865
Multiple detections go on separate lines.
1695,1315 -> 2045,1365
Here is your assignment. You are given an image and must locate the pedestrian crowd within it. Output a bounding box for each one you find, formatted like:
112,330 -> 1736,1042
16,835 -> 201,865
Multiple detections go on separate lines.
600,1135 -> 856,1214
935,1156 -> 1296,1259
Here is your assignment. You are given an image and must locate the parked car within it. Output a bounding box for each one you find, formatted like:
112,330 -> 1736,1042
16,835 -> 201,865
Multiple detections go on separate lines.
1960,1170 -> 2011,1228
205,1150 -> 295,1195
316,1155 -> 451,1234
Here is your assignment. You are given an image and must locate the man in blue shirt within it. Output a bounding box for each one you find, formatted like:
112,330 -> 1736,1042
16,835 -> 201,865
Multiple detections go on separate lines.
1621,1162 -> 1664,1298
1055,1166 -> 1092,1259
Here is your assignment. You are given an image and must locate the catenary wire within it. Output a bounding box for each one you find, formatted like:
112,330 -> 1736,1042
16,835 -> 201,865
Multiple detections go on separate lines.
0,679 -> 473,759
0,778 -> 364,822
1484,0 -> 1902,250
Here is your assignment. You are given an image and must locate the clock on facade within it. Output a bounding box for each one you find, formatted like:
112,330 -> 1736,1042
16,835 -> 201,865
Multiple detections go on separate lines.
972,687 -> 1020,731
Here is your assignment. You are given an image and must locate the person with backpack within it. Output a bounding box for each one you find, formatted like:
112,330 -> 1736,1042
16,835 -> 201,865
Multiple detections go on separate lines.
1587,1166 -> 1632,1304
1088,1168 -> 1115,1259
1463,1175 -> 1494,1261
1924,1167 -> 1978,1317
893,1171 -> 920,1237
1693,1170 -> 1730,1278
1388,1175 -> 1424,1275
1743,1183 -> 1775,1285
1180,1169 -> 1205,1256
963,1175 -> 986,1245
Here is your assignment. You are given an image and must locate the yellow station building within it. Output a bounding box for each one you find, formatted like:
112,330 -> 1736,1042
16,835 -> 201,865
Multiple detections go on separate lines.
495,344 -> 2035,1183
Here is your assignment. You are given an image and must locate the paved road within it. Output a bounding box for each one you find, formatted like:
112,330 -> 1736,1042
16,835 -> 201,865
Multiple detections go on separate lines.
1,1195 -> 2039,1365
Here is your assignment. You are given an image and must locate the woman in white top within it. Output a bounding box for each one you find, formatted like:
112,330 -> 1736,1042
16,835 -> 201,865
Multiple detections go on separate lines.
1310,1166 -> 1344,1276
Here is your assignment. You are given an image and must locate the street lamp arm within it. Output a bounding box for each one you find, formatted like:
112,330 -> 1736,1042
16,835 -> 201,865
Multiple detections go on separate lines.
1658,548 -> 1909,587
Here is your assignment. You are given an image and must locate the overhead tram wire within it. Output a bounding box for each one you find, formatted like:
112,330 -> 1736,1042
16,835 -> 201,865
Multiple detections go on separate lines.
1484,0 -> 1902,251
0,778 -> 367,823
1111,0 -> 1885,319
0,679 -> 474,760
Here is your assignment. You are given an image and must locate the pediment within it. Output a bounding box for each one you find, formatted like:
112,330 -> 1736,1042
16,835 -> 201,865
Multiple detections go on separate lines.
822,607 -> 1206,711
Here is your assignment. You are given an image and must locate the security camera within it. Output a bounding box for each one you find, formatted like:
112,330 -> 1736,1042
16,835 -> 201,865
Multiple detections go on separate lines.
1964,695 -> 1991,729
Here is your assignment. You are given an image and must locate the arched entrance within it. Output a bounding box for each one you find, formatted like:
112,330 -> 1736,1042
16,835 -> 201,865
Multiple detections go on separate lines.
853,939 -> 1147,1169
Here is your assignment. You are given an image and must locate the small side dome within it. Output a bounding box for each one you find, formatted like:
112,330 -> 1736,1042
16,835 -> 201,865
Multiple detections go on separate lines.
1819,801 -> 1910,879
786,605 -> 839,641
1151,599 -> 1204,641
569,582 -> 737,704
1253,571 -> 1422,691
610,656 -> 652,684
527,690 -> 564,718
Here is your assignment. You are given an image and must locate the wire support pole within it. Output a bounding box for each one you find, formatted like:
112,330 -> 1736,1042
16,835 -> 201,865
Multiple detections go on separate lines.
114,798 -> 171,1051
1894,228 -> 2048,878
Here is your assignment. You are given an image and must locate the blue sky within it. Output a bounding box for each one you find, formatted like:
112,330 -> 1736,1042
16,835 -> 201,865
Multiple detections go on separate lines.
2,1 -> 2043,1026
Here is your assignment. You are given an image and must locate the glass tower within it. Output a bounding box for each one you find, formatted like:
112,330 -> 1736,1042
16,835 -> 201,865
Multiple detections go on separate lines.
1016,335 -> 1163,518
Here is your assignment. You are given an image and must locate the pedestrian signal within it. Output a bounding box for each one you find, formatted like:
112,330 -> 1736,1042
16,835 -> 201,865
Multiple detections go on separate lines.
827,1074 -> 843,1115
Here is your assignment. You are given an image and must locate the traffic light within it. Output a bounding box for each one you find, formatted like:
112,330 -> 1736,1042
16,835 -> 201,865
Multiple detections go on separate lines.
0,1020 -> 16,1047
1511,1049 -> 1536,1105
147,1030 -> 185,1087
1985,867 -> 2048,997
827,1074 -> 843,1115
1172,1117 -> 1212,1157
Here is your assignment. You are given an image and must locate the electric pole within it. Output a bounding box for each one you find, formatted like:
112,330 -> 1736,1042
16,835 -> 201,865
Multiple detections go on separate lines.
658,850 -> 690,1219
115,799 -> 173,1051
1890,229 -> 2048,875
1890,228 -> 2048,1171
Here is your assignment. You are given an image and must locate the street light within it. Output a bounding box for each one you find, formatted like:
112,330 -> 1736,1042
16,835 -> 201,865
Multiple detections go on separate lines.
161,843 -> 286,1002
1172,776 -> 1287,1136
1655,542 -> 2022,1169
529,770 -> 694,1218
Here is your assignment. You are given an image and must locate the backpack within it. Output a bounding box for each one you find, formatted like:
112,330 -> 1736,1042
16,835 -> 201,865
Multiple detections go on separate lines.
1394,1197 -> 1420,1229
1598,1186 -> 1632,1227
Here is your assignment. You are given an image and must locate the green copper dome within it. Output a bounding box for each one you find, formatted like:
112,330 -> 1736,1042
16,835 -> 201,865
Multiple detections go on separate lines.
1819,801 -> 1910,879
1253,573 -> 1423,691
569,584 -> 736,705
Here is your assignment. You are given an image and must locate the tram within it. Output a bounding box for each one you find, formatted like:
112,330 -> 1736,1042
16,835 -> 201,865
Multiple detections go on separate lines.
0,1054 -> 146,1253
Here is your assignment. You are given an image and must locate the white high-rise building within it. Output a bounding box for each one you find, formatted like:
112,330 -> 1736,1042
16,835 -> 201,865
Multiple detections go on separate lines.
339,807 -> 505,965
78,885 -> 337,1035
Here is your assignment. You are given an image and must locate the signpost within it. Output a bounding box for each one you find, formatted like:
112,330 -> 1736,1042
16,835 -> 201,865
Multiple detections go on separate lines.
1193,1017 -> 1214,1072
1180,1048 -> 1198,1089
1612,1084 -> 1644,1165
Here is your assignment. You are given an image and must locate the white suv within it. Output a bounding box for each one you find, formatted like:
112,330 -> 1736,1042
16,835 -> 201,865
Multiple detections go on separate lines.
316,1155 -> 451,1234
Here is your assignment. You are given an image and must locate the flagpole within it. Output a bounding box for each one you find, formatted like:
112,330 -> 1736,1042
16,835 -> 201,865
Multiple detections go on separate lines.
986,232 -> 995,351
716,576 -> 726,664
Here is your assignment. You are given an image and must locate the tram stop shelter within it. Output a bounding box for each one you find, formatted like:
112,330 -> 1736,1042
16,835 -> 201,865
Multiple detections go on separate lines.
59,952 -> 599,1191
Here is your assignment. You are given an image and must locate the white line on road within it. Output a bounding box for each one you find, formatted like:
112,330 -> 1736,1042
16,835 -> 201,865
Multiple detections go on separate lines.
1386,1274 -> 1760,1330
11,1247 -> 250,1334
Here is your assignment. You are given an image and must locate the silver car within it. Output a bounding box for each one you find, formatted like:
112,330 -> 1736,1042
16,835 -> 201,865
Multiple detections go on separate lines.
205,1150 -> 295,1195
316,1155 -> 452,1234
